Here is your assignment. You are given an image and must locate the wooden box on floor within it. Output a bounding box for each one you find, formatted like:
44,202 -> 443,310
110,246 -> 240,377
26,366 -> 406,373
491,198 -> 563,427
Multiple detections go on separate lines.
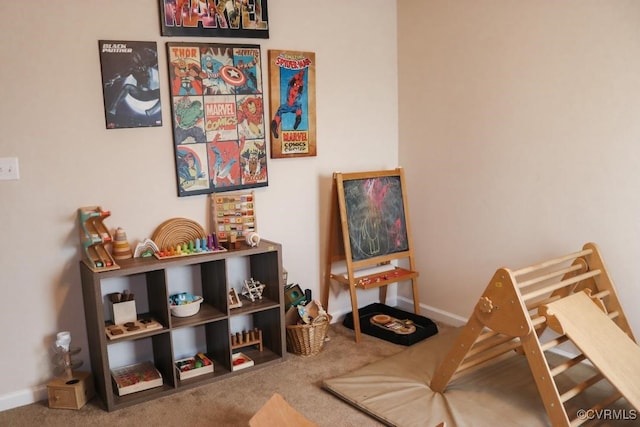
47,371 -> 95,410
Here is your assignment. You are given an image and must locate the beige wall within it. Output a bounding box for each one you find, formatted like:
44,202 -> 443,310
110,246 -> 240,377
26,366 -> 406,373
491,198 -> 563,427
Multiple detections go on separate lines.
0,1 -> 398,408
399,1 -> 640,329
4,0 -> 639,411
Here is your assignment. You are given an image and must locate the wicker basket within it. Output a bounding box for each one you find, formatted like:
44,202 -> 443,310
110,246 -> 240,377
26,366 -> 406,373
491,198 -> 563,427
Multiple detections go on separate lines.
286,315 -> 332,356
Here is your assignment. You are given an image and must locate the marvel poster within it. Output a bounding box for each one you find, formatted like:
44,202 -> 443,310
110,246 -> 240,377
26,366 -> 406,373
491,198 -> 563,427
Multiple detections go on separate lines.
268,50 -> 316,158
167,42 -> 268,197
159,0 -> 269,39
98,41 -> 162,129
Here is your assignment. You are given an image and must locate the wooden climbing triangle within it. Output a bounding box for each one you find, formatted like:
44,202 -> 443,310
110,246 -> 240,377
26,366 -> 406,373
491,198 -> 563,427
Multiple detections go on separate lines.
430,242 -> 638,426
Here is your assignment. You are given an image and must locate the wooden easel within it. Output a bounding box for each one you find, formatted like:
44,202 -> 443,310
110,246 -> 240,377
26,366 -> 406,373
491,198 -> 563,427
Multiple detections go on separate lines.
321,168 -> 420,343
430,242 -> 637,426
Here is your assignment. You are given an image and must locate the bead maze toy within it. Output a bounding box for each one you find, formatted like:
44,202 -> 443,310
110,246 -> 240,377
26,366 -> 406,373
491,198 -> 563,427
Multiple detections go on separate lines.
78,206 -> 119,272
430,242 -> 638,426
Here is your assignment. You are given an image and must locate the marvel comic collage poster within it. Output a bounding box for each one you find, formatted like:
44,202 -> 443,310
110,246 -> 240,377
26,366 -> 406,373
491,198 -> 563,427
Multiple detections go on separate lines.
99,41 -> 162,129
167,42 -> 268,197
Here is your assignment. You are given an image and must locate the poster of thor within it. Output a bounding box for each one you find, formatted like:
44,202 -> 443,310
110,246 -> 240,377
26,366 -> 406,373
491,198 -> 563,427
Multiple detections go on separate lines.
268,50 -> 316,158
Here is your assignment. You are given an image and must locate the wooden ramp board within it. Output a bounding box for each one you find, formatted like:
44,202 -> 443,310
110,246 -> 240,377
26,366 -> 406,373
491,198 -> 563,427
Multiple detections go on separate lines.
249,393 -> 318,427
544,291 -> 640,410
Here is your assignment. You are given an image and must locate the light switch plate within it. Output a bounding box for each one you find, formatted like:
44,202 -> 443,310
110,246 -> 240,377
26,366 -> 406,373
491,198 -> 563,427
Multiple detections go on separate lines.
0,157 -> 20,180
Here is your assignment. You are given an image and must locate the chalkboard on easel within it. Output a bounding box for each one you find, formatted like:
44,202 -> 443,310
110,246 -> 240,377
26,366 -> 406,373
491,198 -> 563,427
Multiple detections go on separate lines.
333,167 -> 413,268
341,174 -> 409,261
323,167 -> 420,343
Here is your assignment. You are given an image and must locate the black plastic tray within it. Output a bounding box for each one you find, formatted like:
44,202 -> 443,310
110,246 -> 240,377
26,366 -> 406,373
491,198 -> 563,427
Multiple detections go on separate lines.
343,303 -> 438,346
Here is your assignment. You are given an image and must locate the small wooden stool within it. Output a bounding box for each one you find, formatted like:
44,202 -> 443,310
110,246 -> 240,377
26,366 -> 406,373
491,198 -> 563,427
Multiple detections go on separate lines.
47,371 -> 95,410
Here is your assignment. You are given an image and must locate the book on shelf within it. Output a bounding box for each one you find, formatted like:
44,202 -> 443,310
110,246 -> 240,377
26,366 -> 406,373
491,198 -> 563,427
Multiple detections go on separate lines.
111,361 -> 163,396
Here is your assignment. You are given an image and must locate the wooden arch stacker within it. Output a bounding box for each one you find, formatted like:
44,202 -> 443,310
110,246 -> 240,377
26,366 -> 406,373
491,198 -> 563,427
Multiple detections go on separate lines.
430,242 -> 640,426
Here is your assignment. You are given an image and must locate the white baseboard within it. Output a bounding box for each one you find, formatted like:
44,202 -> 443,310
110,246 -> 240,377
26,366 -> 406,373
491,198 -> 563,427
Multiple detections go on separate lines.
328,296 -> 467,327
0,385 -> 47,412
395,296 -> 584,360
1,300 -> 585,412
395,296 -> 468,327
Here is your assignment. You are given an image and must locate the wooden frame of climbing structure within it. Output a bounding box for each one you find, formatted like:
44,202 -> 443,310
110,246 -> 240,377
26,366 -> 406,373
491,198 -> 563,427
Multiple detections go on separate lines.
430,242 -> 638,426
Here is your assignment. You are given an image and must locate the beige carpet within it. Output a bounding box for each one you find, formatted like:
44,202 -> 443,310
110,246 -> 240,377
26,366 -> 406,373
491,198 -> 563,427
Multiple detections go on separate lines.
0,324 -> 409,427
323,328 -> 635,427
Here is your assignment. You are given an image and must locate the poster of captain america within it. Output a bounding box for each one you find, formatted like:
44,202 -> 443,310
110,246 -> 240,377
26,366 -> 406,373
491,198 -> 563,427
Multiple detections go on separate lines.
268,50 -> 316,158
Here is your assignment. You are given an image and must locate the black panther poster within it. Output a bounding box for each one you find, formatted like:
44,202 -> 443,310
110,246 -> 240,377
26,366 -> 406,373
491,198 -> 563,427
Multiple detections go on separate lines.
99,40 -> 162,129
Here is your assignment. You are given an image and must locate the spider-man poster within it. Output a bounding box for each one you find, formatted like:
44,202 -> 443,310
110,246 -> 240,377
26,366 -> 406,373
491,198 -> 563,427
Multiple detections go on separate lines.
167,42 -> 268,197
268,50 -> 316,158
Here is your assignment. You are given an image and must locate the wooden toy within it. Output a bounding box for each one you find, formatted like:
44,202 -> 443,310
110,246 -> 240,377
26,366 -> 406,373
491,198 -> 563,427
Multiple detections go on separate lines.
231,352 -> 254,371
174,353 -> 214,380
77,206 -> 119,272
369,314 -> 416,335
110,361 -> 162,396
133,238 -> 160,258
430,242 -> 637,426
150,217 -> 226,259
231,328 -> 263,352
47,371 -> 94,410
111,227 -> 133,260
210,190 -> 257,244
228,288 -> 243,309
105,319 -> 163,340
241,278 -> 265,302
48,332 -> 95,410
151,217 -> 207,249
